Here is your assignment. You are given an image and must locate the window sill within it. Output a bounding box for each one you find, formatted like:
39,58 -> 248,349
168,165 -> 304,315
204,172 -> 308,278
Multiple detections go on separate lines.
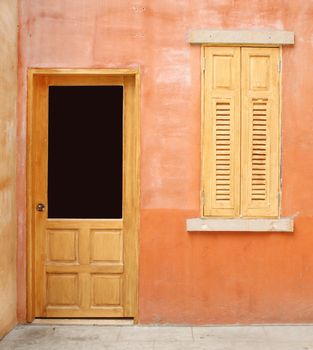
186,217 -> 294,232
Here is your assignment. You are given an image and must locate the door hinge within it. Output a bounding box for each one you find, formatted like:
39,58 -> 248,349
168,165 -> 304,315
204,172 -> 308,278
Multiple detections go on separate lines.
278,60 -> 282,73
202,59 -> 207,73
201,189 -> 205,215
201,190 -> 205,205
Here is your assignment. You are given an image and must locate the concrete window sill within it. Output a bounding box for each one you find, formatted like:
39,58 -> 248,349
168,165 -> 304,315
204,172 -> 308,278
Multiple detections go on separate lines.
186,218 -> 294,232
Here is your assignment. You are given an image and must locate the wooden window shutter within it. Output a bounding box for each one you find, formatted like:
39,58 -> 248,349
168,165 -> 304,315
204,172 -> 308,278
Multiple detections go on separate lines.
202,47 -> 241,217
241,47 -> 280,217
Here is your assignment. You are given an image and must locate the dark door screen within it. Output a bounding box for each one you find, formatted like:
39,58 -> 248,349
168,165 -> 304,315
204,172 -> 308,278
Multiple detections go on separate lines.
48,86 -> 123,219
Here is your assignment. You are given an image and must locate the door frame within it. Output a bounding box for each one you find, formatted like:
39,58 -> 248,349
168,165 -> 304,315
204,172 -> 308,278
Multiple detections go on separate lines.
26,68 -> 140,322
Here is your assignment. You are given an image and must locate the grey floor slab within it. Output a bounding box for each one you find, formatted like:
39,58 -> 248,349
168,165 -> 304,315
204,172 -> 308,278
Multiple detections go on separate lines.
264,325 -> 313,342
193,325 -> 265,341
1,324 -> 313,350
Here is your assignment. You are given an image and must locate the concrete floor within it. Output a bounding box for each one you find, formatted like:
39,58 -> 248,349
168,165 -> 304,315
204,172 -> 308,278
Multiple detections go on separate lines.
1,324 -> 313,350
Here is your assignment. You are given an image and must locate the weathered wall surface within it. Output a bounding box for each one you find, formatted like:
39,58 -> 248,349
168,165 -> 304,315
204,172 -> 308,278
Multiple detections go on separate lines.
0,0 -> 17,337
18,0 -> 313,324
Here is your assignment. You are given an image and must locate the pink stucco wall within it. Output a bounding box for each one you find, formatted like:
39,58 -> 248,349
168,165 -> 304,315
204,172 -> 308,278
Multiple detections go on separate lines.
0,0 -> 17,338
18,0 -> 313,324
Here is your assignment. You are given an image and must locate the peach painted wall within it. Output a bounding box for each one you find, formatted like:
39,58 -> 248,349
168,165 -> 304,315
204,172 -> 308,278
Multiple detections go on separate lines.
17,0 -> 313,324
0,0 -> 17,337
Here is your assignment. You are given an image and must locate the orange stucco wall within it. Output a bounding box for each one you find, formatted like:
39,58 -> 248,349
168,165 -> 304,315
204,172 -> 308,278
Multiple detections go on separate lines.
17,0 -> 313,324
0,0 -> 17,337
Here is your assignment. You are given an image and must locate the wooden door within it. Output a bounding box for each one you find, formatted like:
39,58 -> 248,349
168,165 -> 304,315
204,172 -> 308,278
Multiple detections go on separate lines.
27,69 -> 139,320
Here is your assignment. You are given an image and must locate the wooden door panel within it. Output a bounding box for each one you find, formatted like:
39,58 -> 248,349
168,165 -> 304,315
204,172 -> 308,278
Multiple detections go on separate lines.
47,229 -> 78,263
91,275 -> 122,306
46,273 -> 79,307
90,230 -> 123,263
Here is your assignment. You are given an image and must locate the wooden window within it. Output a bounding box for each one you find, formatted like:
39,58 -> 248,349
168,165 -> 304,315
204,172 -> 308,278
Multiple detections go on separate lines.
202,46 -> 280,218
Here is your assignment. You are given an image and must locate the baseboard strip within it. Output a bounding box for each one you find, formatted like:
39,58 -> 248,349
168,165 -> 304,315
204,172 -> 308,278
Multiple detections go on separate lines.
32,318 -> 134,326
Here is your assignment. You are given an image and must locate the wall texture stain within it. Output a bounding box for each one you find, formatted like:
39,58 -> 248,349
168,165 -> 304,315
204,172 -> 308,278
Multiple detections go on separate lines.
0,0 -> 17,337
17,0 -> 313,324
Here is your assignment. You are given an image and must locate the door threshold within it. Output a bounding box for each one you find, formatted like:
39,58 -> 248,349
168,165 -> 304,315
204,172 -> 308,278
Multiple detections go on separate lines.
32,318 -> 134,326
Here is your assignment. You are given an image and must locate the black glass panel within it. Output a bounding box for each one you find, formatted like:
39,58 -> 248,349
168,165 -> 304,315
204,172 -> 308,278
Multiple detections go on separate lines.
48,86 -> 123,218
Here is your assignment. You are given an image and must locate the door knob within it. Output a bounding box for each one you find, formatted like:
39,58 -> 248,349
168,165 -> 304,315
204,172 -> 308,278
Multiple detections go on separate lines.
36,203 -> 45,212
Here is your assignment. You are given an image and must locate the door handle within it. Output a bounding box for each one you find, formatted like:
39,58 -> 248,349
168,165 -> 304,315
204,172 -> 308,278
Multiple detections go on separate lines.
36,203 -> 45,212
